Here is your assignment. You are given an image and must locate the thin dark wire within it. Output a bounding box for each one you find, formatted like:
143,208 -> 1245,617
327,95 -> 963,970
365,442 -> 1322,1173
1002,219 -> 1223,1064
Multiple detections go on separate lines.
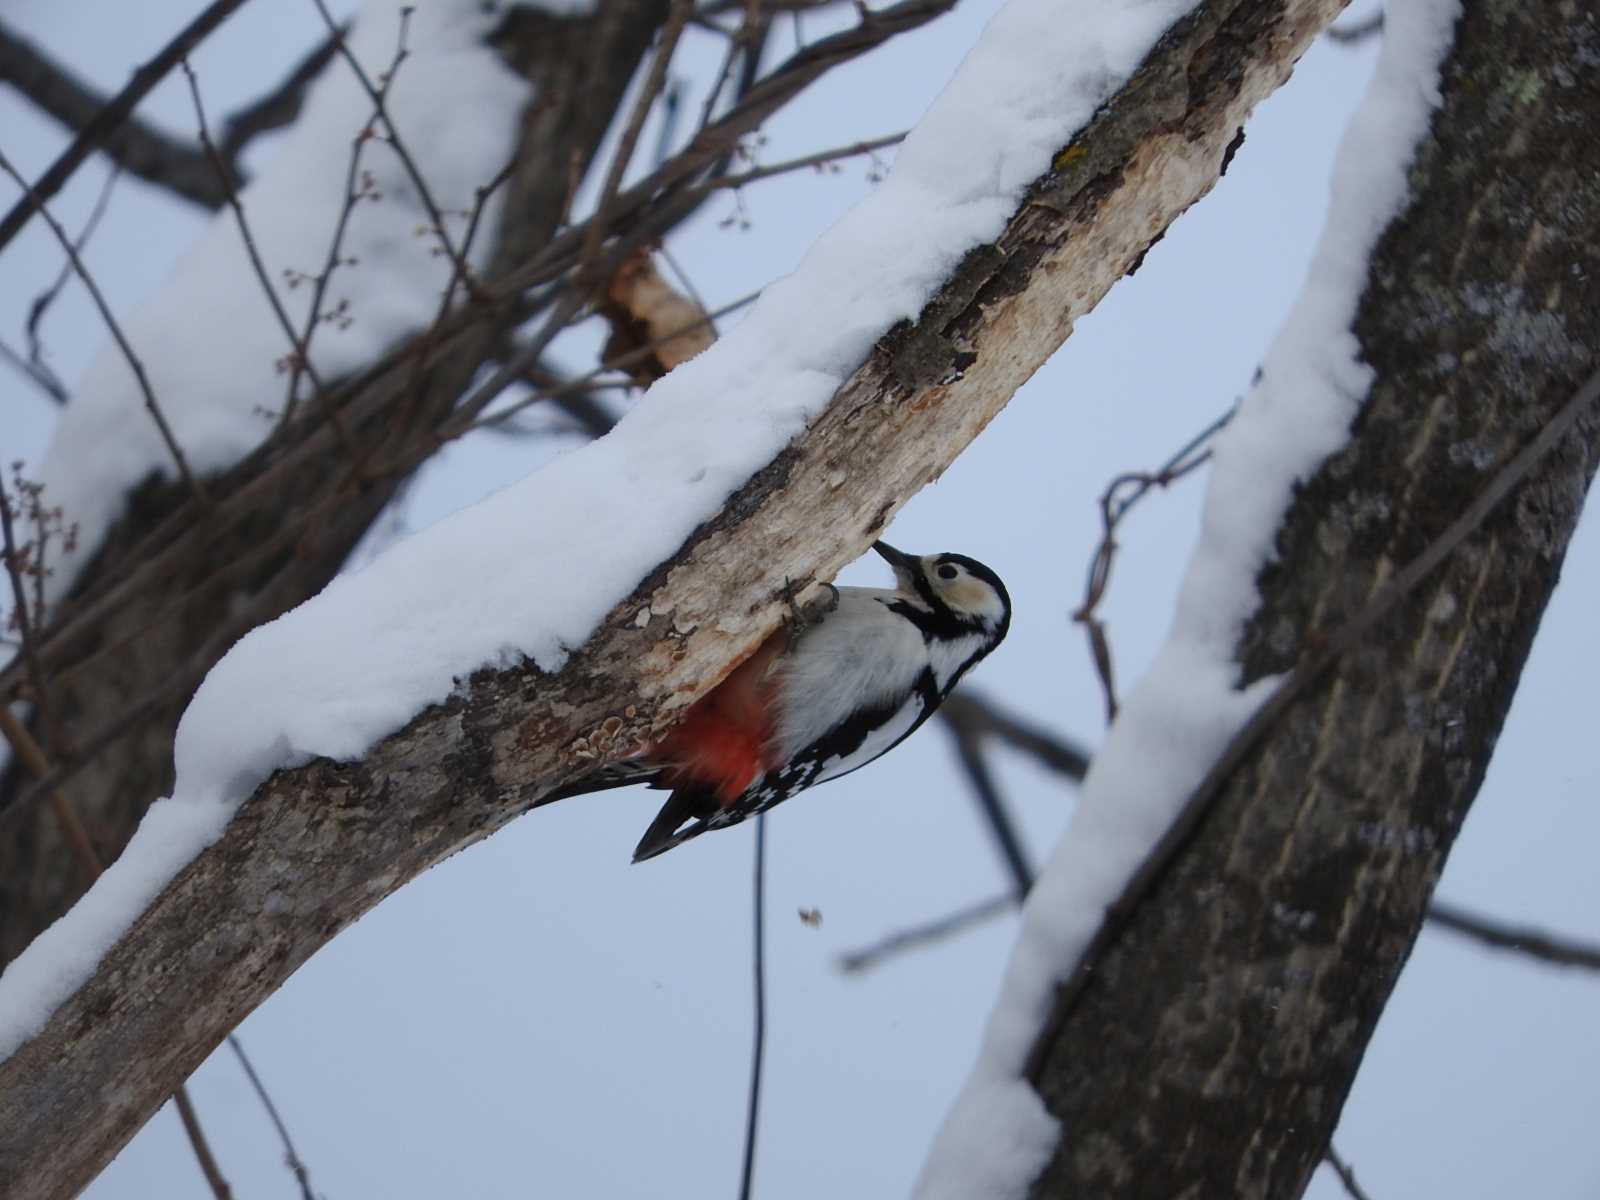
738,812 -> 767,1200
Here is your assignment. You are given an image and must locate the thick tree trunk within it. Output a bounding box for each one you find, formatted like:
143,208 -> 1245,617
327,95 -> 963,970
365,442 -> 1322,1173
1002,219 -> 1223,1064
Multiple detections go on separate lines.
1027,3 -> 1600,1196
0,0 -> 670,963
0,3 -> 1348,1195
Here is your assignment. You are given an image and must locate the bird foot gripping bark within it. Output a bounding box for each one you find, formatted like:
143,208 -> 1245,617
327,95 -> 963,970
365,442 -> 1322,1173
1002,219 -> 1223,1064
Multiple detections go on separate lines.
782,578 -> 840,646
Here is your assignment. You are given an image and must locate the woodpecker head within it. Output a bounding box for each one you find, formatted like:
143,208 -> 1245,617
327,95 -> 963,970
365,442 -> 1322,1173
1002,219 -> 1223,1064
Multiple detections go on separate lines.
872,540 -> 1011,644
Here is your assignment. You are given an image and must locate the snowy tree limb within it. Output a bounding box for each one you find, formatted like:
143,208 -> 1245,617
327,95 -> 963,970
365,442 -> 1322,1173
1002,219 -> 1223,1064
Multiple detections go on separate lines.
1023,3 -> 1600,1195
0,1 -> 1350,1195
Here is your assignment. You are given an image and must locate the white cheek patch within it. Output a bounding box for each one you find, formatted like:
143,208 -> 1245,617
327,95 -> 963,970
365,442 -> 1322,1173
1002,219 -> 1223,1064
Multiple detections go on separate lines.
941,576 -> 1003,623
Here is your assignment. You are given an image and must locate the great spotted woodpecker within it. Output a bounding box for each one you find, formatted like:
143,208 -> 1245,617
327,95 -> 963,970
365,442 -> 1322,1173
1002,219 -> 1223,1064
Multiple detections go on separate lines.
605,540 -> 1011,861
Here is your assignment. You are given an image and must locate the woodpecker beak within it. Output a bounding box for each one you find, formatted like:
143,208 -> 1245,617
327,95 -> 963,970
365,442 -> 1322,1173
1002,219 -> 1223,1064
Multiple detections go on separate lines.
872,540 -> 919,587
871,540 -> 916,568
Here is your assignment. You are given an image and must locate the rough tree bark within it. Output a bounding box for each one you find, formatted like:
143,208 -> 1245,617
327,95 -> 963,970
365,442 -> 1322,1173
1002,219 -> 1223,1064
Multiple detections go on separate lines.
1027,3 -> 1600,1196
0,2 -> 1347,1195
0,0 -> 671,962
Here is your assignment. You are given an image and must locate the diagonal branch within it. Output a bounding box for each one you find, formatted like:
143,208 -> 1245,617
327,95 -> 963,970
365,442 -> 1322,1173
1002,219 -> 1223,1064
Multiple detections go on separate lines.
0,0 -> 254,253
0,18 -> 231,211
1427,901 -> 1600,972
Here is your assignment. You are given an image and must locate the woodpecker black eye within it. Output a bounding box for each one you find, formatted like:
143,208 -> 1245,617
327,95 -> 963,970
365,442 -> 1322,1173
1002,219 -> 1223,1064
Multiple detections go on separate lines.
936,564 -> 959,581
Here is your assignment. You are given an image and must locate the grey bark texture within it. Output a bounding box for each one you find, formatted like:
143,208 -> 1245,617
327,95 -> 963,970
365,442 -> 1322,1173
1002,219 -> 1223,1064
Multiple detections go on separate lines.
1027,3 -> 1600,1197
0,0 -> 671,963
0,2 -> 1347,1195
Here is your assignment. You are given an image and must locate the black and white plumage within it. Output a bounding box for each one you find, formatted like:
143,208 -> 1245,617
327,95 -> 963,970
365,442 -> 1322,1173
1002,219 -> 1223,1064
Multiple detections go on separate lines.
618,540 -> 1011,862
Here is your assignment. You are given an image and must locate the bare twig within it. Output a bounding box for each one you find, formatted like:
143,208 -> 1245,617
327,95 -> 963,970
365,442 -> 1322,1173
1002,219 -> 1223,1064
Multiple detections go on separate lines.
0,0 -> 253,254
1074,406 -> 1232,722
309,1 -> 474,287
839,894 -> 1015,973
1427,901 -> 1600,972
1325,1144 -> 1376,1200
707,130 -> 905,191
0,338 -> 68,405
25,164 -> 121,372
0,17 -> 233,213
178,59 -> 343,440
1025,362 -> 1600,1084
0,709 -> 97,885
227,1034 -> 317,1200
698,0 -> 844,15
0,148 -> 206,502
457,287 -> 761,436
578,0 -> 696,283
277,119 -> 372,429
938,692 -> 1091,782
0,481 -> 60,750
219,24 -> 345,162
947,723 -> 1034,900
696,0 -> 768,136
172,1087 -> 234,1200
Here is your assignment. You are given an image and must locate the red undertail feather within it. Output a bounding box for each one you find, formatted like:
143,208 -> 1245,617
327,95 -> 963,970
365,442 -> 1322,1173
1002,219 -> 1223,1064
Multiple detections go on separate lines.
648,631 -> 785,807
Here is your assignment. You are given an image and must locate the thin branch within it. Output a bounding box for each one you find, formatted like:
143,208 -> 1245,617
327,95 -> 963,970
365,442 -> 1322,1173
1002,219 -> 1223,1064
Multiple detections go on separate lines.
0,338 -> 68,405
0,708 -> 98,885
947,723 -> 1033,900
0,0 -> 254,253
938,692 -> 1091,782
0,147 -> 206,502
1426,901 -> 1600,972
1324,1144 -> 1376,1200
25,164 -> 121,372
0,17 -> 232,212
309,1 -> 474,288
178,55 -> 362,457
578,0 -> 696,283
219,24 -> 344,162
0,481 -> 59,751
1025,361 -> 1600,1083
171,1087 -> 234,1200
697,0 -> 846,15
838,893 -> 1014,974
738,814 -> 768,1200
706,130 -> 905,190
1074,405 -> 1232,722
227,1034 -> 316,1200
465,288 -> 762,433
695,0 -> 768,137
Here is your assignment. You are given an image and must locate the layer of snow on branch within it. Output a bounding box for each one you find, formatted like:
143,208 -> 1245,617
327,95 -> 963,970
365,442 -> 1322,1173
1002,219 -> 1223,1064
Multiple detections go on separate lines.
28,0 -> 533,604
912,4 -> 1462,1198
0,0 -> 1217,1055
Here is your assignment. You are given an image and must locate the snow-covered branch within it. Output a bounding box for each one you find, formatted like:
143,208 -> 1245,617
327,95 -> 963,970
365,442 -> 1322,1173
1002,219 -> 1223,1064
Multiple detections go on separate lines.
0,0 -> 1350,1194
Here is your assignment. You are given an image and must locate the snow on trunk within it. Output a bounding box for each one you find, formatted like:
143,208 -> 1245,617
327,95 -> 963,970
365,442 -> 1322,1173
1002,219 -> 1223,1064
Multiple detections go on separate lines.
911,4 -> 1462,1197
